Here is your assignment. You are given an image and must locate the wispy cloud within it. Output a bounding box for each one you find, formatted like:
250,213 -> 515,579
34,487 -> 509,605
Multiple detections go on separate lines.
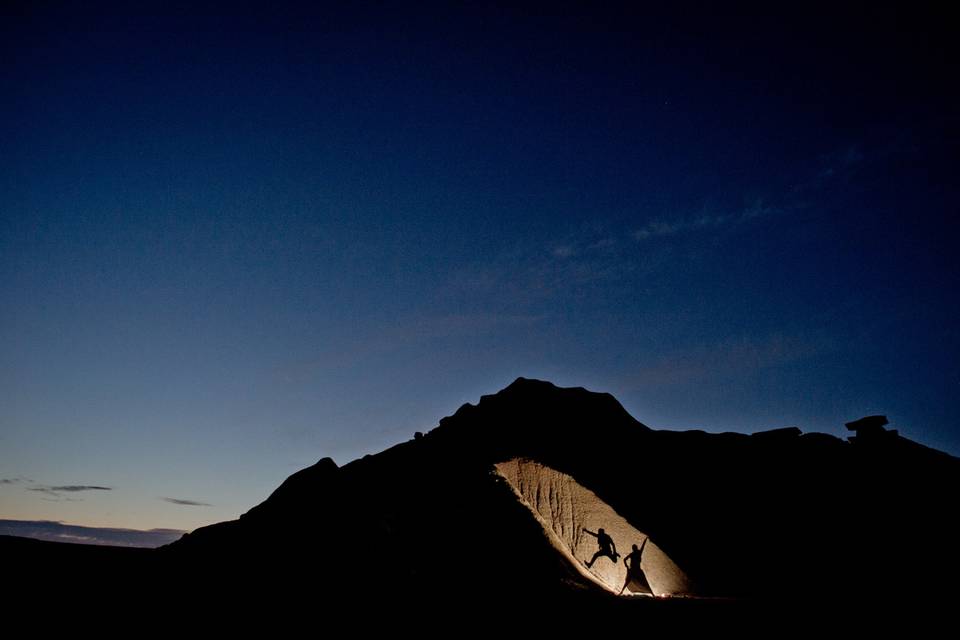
633,199 -> 780,242
28,485 -> 112,500
0,477 -> 32,485
405,142 -> 874,329
631,142 -> 870,246
452,199 -> 781,307
162,497 -> 212,507
48,485 -> 111,492
459,197 -> 786,308
445,227 -> 634,307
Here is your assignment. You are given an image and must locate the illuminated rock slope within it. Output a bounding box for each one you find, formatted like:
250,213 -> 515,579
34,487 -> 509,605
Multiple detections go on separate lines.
496,458 -> 691,596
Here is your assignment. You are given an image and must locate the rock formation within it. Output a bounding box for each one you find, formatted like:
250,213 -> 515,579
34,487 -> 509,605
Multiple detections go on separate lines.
163,378 -> 959,607
5,377 -> 958,620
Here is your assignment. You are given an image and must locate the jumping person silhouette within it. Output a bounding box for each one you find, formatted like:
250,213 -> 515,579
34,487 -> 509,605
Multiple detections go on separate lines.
583,527 -> 618,568
619,537 -> 653,595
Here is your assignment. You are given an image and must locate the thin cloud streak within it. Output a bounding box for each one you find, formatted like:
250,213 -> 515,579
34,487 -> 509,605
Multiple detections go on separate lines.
633,199 -> 780,242
27,485 -> 112,500
47,485 -> 112,492
162,497 -> 213,507
444,191 -> 794,312
0,477 -> 32,485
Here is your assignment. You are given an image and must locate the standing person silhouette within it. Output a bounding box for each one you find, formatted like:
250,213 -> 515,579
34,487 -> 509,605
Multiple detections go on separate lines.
619,538 -> 653,595
583,527 -> 618,568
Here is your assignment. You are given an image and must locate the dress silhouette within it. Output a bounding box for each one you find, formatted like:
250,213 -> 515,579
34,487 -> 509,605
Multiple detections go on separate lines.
583,527 -> 618,568
619,538 -> 654,595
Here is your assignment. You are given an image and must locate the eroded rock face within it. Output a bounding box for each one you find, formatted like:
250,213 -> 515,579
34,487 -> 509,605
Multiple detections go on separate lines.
495,457 -> 691,596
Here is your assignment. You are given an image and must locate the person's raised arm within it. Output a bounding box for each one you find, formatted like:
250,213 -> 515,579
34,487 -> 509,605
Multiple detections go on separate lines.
583,528 -> 597,538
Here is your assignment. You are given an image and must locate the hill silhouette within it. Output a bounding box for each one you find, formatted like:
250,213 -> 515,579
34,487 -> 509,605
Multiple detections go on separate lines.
4,378 -> 958,623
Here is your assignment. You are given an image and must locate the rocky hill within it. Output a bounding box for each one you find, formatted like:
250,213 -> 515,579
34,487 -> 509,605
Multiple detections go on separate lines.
162,377 -> 960,608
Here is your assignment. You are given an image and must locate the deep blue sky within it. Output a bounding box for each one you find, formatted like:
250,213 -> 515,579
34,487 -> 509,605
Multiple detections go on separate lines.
2,2 -> 957,531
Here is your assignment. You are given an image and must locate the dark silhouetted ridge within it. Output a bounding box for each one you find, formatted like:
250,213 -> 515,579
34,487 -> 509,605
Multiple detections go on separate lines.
161,377 -> 958,610
7,378 -> 957,620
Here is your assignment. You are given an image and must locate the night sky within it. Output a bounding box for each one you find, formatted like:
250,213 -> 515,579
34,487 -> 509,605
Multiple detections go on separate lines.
2,2 -> 958,534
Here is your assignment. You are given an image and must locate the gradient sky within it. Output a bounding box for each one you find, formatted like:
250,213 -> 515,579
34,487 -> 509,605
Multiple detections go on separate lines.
2,3 -> 958,533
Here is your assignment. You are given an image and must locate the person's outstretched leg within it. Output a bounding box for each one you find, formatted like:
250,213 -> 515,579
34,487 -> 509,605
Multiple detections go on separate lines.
585,550 -> 603,568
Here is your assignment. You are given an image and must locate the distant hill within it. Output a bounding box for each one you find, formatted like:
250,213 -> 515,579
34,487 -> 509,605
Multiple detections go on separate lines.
0,519 -> 184,547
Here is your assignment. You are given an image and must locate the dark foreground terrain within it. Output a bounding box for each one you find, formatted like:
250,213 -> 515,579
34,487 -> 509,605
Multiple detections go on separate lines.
5,379 -> 957,628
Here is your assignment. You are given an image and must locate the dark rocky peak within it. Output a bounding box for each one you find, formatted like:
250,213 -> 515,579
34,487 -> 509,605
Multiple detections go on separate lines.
427,377 -> 649,462
241,457 -> 339,521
